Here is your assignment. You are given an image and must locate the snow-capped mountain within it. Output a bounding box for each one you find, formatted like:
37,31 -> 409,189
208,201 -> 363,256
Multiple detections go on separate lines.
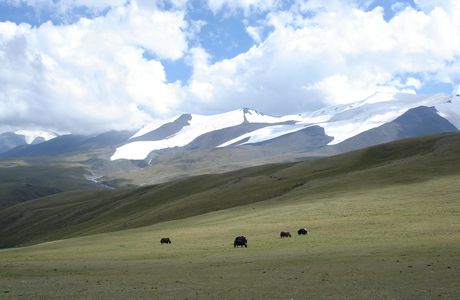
14,130 -> 58,144
0,130 -> 58,153
111,92 -> 459,160
0,130 -> 134,158
110,108 -> 303,160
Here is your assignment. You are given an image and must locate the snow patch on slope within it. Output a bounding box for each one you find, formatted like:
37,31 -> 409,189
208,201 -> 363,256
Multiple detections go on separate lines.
219,92 -> 407,147
220,92 -> 457,147
319,110 -> 406,144
244,109 -> 304,123
319,93 -> 455,144
129,116 -> 179,140
218,124 -> 308,147
435,95 -> 460,129
111,92 -> 459,160
111,110 -> 245,160
14,130 -> 57,144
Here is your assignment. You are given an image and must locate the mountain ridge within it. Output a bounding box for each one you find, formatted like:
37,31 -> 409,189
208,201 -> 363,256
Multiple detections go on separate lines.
0,92 -> 458,191
110,92 -> 459,160
0,130 -> 58,154
2,92 -> 458,161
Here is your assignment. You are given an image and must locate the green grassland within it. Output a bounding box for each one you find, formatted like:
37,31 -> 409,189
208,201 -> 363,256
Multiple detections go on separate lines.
101,147 -> 327,186
0,133 -> 459,299
0,158 -> 100,208
0,148 -> 145,208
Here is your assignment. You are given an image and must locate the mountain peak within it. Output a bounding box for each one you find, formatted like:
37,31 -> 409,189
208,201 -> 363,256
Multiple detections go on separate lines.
2,93 -> 458,161
177,113 -> 193,122
14,130 -> 58,144
108,93 -> 459,160
241,107 -> 260,114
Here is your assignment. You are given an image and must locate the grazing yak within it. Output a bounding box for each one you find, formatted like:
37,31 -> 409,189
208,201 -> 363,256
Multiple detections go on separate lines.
280,231 -> 291,238
297,228 -> 308,235
234,236 -> 247,248
160,237 -> 171,244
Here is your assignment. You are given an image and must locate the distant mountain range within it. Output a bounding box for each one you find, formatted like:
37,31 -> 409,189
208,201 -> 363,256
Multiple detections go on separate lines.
1,92 -> 459,162
0,130 -> 57,153
0,91 -> 459,196
0,130 -> 134,158
110,92 -> 459,160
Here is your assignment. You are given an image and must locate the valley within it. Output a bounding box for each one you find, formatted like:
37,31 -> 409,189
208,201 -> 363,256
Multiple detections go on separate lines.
0,169 -> 458,298
3,2 -> 460,298
0,133 -> 459,298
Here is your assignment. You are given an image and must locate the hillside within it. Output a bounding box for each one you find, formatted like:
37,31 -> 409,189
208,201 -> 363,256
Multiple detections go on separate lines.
0,133 -> 459,299
0,158 -> 101,208
0,130 -> 145,207
1,132 -> 459,249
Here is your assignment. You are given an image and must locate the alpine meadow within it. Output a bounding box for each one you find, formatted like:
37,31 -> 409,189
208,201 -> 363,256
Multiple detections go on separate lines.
1,1 -> 460,299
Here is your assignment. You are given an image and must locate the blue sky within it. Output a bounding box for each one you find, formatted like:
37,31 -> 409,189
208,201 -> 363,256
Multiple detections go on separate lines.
0,0 -> 428,82
0,0 -> 459,133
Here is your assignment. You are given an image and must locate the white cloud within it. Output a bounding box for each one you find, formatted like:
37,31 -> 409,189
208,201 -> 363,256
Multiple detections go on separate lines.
4,0 -> 190,14
0,1 -> 188,133
206,0 -> 281,15
183,0 -> 460,114
304,74 -> 382,106
4,0 -> 127,19
2,0 -> 460,134
413,0 -> 454,12
246,25 -> 262,43
405,77 -> 422,89
391,2 -> 409,13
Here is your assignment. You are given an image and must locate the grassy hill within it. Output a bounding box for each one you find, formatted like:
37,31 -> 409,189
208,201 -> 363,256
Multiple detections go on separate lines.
99,146 -> 328,187
0,133 -> 459,298
0,158 -> 101,208
0,145 -> 150,208
1,133 -> 459,249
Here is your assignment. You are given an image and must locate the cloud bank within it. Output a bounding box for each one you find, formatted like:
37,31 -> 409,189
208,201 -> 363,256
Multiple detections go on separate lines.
1,1 -> 187,133
1,0 -> 460,133
186,0 -> 460,114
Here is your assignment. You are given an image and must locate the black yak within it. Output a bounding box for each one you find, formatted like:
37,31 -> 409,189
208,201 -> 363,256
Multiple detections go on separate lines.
297,228 -> 308,235
234,236 -> 247,248
160,237 -> 171,244
280,231 -> 291,238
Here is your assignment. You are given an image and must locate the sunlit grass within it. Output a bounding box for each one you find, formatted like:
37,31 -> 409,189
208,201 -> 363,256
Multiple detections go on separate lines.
1,174 -> 459,299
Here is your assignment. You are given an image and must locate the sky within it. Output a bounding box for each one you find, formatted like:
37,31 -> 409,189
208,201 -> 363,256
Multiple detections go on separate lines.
0,0 -> 459,134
